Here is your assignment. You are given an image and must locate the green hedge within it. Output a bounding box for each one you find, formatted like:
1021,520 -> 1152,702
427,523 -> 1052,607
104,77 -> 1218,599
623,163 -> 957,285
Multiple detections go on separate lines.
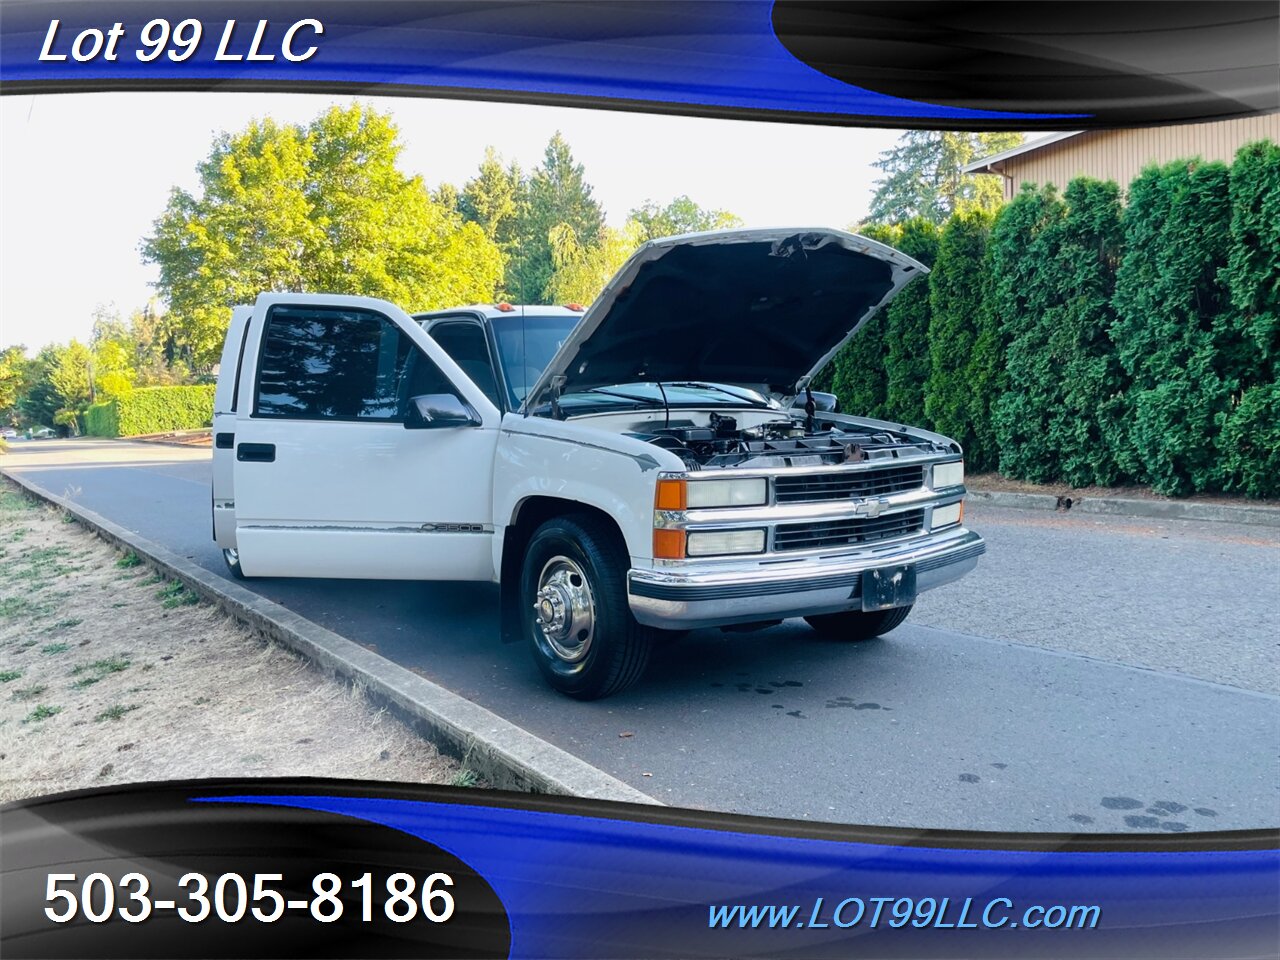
994,180 -> 1128,486
83,401 -> 119,438
925,209 -> 999,470
1111,159 -> 1235,495
825,138 -> 1278,498
83,385 -> 215,438
883,218 -> 941,426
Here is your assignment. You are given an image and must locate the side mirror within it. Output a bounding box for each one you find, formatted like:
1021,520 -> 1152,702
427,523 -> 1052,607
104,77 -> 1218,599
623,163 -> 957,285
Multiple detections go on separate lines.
405,394 -> 480,429
791,391 -> 840,413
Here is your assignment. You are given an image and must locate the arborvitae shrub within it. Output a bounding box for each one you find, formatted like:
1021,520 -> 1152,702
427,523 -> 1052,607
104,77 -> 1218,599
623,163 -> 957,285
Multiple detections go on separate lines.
990,186 -> 1064,481
1111,160 -> 1234,495
882,218 -> 940,425
994,180 -> 1128,485
926,209 -> 999,469
1218,140 -> 1280,498
825,223 -> 901,417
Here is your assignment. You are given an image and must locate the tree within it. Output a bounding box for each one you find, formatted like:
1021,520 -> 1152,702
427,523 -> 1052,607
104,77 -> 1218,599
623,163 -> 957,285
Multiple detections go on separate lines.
925,209 -> 1000,469
17,343 -> 93,434
992,181 -> 1128,486
88,305 -> 138,399
1218,140 -> 1280,498
507,133 -> 604,302
459,147 -> 523,241
458,147 -> 527,299
1111,159 -> 1235,495
868,132 -> 1023,226
822,222 -> 900,418
16,348 -> 62,429
545,222 -> 645,306
0,346 -> 33,427
627,196 -> 742,241
882,218 -> 941,424
143,104 -> 503,369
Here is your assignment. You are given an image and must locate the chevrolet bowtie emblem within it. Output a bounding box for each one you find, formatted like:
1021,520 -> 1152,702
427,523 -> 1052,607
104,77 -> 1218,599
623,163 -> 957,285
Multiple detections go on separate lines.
850,497 -> 889,518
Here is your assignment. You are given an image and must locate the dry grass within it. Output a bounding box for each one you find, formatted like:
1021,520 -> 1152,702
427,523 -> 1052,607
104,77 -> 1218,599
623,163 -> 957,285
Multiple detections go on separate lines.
0,482 -> 469,803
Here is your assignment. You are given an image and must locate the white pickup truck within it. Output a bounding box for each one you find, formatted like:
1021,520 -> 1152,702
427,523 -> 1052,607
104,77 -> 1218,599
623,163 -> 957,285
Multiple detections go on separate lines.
212,228 -> 984,699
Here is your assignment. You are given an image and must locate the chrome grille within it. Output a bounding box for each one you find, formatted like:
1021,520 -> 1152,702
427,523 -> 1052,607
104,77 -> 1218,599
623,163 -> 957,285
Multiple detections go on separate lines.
773,465 -> 926,504
773,509 -> 925,552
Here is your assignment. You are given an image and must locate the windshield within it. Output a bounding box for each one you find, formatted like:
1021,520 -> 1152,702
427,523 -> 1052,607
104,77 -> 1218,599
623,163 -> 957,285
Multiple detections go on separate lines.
491,314 -> 580,408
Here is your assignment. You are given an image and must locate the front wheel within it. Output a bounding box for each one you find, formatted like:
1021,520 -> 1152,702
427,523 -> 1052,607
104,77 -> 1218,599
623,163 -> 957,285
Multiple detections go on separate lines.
805,605 -> 913,642
521,515 -> 653,700
222,547 -> 248,580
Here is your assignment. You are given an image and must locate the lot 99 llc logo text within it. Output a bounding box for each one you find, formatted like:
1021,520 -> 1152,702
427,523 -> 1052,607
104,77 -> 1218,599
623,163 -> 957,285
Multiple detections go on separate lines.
38,18 -> 324,64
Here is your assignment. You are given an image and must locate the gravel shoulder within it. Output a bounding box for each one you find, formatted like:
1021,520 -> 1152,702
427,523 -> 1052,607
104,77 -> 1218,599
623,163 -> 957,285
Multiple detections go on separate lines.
0,481 -> 466,804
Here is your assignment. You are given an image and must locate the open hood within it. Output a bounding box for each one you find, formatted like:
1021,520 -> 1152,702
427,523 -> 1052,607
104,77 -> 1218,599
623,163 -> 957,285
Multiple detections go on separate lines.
524,227 -> 927,411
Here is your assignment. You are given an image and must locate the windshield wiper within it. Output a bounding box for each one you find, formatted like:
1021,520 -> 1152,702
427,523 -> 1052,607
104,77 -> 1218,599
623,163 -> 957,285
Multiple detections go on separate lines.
576,387 -> 667,407
665,381 -> 771,408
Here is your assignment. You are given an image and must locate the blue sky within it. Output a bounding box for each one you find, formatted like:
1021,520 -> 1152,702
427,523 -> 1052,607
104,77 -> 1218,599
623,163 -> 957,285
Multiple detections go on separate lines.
1,91 -> 903,352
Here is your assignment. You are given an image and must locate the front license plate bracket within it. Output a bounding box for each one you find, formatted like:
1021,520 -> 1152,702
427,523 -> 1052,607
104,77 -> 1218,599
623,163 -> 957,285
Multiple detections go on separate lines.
862,564 -> 917,612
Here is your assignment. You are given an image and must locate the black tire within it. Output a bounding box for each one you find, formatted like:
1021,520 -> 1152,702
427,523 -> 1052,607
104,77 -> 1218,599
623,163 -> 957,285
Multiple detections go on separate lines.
805,605 -> 913,642
521,514 -> 653,700
222,547 -> 248,580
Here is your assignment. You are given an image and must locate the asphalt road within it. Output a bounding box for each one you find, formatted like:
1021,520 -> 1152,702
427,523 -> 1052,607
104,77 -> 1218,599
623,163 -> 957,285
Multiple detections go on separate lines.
4,439 -> 1278,833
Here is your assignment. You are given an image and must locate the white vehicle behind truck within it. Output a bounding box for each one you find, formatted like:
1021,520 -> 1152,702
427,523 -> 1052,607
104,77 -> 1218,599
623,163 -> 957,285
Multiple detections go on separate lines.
212,228 -> 984,699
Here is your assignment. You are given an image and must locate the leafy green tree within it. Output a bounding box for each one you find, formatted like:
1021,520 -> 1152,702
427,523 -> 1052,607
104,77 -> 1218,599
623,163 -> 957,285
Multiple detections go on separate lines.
459,147 -> 523,241
88,305 -> 138,399
17,348 -> 62,429
458,147 -> 527,298
1111,159 -> 1235,495
144,104 -> 503,369
925,209 -> 999,469
627,196 -> 742,241
546,222 -> 644,306
127,303 -> 187,385
18,343 -> 93,434
508,133 -> 605,302
144,117 -> 313,368
869,132 -> 1022,226
992,181 -> 1127,486
0,346 -> 33,427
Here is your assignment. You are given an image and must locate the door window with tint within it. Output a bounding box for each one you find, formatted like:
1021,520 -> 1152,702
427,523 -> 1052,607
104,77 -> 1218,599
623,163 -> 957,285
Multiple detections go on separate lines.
429,322 -> 502,408
254,305 -> 454,420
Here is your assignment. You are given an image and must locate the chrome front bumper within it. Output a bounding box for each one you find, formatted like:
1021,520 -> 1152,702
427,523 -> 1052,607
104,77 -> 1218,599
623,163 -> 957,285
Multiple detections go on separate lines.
627,528 -> 985,629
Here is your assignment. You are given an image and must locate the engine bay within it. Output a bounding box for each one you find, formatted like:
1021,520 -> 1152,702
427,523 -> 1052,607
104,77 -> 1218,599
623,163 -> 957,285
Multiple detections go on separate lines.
627,413 -> 947,470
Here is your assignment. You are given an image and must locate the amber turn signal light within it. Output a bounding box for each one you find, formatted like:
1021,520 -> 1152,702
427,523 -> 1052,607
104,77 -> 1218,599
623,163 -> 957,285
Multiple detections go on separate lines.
654,478 -> 687,511
652,528 -> 686,559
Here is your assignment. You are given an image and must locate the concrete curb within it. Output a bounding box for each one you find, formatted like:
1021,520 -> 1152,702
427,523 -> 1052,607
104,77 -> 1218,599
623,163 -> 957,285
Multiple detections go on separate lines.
1,469 -> 658,806
968,488 -> 1280,528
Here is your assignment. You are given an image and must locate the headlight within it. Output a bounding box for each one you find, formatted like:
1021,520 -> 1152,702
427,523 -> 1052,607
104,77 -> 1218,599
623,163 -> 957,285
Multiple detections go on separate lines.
932,461 -> 964,489
686,478 -> 768,508
686,529 -> 766,557
932,502 -> 963,529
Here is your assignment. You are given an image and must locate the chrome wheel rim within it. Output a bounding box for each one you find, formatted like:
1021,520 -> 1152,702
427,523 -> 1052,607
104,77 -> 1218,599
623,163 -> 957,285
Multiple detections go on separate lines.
532,555 -> 595,663
224,548 -> 239,565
